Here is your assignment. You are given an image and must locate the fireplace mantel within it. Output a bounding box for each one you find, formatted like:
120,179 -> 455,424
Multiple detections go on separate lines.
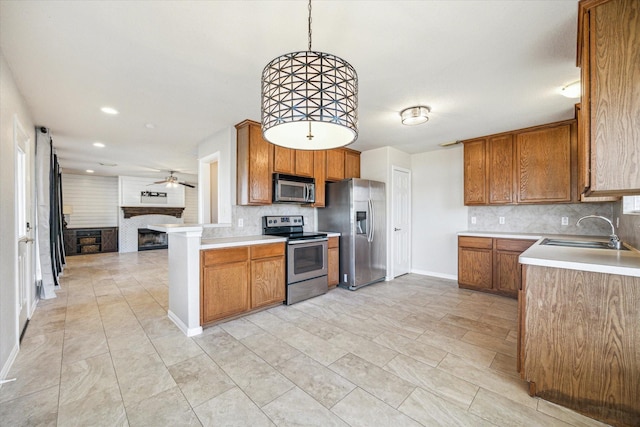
121,206 -> 184,219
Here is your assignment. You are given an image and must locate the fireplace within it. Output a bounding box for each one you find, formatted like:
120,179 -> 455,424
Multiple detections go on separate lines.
138,228 -> 168,251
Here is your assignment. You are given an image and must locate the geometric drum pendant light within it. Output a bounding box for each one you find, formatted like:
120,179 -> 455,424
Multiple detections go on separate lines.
261,0 -> 358,150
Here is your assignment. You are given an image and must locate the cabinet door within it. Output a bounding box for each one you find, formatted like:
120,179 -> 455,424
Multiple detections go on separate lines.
463,139 -> 487,205
274,146 -> 295,175
488,135 -> 515,204
63,229 -> 76,255
251,257 -> 285,308
516,124 -> 572,203
344,149 -> 360,179
295,150 -> 314,177
588,0 -> 640,195
328,237 -> 340,287
201,261 -> 249,323
312,150 -> 326,207
494,251 -> 521,298
458,237 -> 493,290
236,120 -> 273,205
326,149 -> 345,182
101,228 -> 118,252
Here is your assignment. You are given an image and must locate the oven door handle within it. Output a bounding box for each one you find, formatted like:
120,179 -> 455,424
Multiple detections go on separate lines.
288,238 -> 328,245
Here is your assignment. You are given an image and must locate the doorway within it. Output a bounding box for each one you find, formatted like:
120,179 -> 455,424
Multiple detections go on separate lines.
392,166 -> 411,278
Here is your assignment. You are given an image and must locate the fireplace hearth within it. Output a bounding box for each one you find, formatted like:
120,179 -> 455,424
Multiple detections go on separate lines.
138,228 -> 168,251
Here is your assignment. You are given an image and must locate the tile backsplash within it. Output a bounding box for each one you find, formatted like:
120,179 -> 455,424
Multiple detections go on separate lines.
468,202 -> 617,236
201,204 -> 315,239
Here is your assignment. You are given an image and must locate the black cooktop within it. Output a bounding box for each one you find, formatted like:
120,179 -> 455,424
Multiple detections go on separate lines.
262,215 -> 327,241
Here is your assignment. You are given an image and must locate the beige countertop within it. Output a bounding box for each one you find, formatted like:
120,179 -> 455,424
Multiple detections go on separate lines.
200,235 -> 287,250
520,237 -> 640,277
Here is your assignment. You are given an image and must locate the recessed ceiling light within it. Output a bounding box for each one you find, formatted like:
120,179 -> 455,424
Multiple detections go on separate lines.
86,169 -> 94,173
93,142 -> 105,148
560,81 -> 581,98
145,123 -> 156,129
100,106 -> 119,115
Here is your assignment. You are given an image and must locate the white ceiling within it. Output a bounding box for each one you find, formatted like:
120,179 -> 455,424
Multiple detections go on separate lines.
0,0 -> 580,180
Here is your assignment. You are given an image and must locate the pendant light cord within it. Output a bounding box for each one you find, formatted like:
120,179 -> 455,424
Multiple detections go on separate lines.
308,0 -> 312,51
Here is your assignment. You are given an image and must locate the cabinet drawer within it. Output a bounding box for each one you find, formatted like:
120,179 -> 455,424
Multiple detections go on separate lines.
495,239 -> 536,252
202,247 -> 249,266
251,242 -> 285,259
458,236 -> 493,250
328,236 -> 339,249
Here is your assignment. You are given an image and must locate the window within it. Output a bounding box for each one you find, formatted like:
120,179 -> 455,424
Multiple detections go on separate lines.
622,196 -> 640,214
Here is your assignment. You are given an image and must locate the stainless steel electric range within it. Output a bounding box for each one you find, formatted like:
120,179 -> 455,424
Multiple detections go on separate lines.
262,215 -> 328,305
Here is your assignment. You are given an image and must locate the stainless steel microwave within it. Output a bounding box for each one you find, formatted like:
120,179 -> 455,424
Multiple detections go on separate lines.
273,173 -> 315,203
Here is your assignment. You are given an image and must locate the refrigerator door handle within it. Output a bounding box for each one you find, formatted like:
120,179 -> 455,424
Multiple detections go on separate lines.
368,199 -> 374,243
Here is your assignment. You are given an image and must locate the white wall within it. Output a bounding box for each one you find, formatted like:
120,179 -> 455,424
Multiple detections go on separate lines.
62,174 -> 118,228
183,185 -> 198,224
198,126 -> 236,224
0,50 -> 36,380
119,176 -> 185,207
411,146 -> 468,279
360,146 -> 411,279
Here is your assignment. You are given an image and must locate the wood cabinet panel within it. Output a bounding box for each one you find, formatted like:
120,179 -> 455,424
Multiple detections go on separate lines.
578,0 -> 640,196
458,237 -> 493,289
459,237 -> 535,298
236,120 -> 273,205
522,265 -> 640,426
463,139 -> 487,205
273,146 -> 295,174
202,246 -> 249,266
201,261 -> 249,323
344,149 -> 361,179
328,236 -> 339,287
251,242 -> 285,259
312,150 -> 326,207
516,124 -> 572,203
295,150 -> 314,177
101,228 -> 118,252
326,149 -> 345,182
488,135 -> 515,204
251,256 -> 285,308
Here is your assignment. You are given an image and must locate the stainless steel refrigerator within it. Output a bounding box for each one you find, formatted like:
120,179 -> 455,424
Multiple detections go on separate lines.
317,178 -> 386,290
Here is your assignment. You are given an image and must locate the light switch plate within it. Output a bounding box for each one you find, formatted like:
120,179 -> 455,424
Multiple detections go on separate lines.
561,216 -> 569,225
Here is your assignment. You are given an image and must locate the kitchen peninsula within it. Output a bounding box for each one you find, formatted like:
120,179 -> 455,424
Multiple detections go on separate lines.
148,224 -> 286,336
518,239 -> 640,426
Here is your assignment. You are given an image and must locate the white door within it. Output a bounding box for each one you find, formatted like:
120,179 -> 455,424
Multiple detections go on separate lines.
15,117 -> 32,338
392,166 -> 411,277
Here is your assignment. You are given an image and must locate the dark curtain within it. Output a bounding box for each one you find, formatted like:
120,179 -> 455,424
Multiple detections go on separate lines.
48,138 -> 65,286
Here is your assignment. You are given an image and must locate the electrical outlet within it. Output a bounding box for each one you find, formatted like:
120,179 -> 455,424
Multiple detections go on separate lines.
238,218 -> 244,227
471,217 -> 476,224
499,216 -> 505,225
561,216 -> 569,226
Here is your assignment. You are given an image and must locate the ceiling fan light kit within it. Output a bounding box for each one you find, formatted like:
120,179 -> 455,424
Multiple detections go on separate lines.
260,0 -> 358,150
401,106 -> 430,125
151,171 -> 195,188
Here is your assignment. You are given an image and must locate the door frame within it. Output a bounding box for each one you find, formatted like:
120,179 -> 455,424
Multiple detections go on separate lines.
14,115 -> 36,339
391,165 -> 412,279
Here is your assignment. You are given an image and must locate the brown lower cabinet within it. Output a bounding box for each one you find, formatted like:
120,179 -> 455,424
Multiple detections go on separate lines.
328,236 -> 339,287
458,236 -> 536,298
200,242 -> 285,325
63,227 -> 118,255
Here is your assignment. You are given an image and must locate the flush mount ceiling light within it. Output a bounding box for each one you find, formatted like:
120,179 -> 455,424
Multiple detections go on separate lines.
560,81 -> 581,98
93,142 -> 105,148
261,0 -> 358,150
401,106 -> 431,125
100,106 -> 119,115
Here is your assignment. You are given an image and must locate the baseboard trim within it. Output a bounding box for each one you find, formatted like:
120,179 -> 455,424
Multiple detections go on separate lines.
410,269 -> 457,281
0,342 -> 20,388
168,310 -> 202,337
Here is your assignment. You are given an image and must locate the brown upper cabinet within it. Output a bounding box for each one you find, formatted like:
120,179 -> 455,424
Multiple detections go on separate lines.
463,120 -> 576,206
273,146 -> 314,178
577,0 -> 640,196
236,120 -> 360,206
236,120 -> 273,205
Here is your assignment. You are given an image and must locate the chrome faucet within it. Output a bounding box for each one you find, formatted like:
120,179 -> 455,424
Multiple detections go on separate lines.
576,215 -> 622,249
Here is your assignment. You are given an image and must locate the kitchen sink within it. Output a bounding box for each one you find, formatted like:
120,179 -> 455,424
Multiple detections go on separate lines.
540,238 -> 629,250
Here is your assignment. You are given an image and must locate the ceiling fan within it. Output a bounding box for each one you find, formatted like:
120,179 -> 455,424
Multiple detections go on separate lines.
150,171 -> 196,188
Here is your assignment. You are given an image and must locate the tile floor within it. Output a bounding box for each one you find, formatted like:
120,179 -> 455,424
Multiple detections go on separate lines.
0,250 -> 609,426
